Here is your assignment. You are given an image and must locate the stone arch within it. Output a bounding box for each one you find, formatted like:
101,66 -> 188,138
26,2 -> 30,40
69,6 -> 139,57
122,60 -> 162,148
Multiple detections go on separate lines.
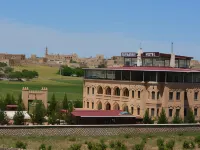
122,103 -> 129,112
97,86 -> 103,94
122,87 -> 129,97
113,86 -> 120,96
105,86 -> 111,95
113,102 -> 120,110
97,101 -> 102,110
105,102 -> 111,110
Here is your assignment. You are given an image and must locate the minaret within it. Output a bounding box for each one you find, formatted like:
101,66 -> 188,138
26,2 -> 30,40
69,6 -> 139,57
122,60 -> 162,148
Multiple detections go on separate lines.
45,46 -> 48,57
137,43 -> 143,67
170,42 -> 175,67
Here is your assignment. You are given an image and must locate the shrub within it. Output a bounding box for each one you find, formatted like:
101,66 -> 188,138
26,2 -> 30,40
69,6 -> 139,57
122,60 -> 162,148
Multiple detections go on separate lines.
109,141 -> 115,149
194,135 -> 200,143
68,137 -> 76,142
157,138 -> 165,150
68,143 -> 82,150
124,133 -> 132,139
39,144 -> 46,150
198,142 -> 200,148
98,139 -> 107,150
166,139 -> 175,150
15,141 -> 27,149
133,144 -> 144,150
183,140 -> 195,149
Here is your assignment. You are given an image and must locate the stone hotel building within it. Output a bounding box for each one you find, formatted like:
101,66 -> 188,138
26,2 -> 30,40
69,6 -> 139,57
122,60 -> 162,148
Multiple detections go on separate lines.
83,47 -> 200,121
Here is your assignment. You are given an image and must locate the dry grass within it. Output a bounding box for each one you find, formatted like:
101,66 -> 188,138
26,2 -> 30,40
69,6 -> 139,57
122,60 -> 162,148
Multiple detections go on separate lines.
0,132 -> 200,150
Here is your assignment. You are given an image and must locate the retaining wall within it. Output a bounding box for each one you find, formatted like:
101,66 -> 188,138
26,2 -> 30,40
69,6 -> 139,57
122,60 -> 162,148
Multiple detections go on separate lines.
0,124 -> 200,137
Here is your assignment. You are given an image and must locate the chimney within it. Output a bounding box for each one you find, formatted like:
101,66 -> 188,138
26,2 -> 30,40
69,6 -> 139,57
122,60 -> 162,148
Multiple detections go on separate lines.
170,42 -> 175,67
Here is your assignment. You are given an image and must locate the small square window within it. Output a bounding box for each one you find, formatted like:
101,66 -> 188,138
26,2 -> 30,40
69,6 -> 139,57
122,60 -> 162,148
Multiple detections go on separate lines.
194,92 -> 198,100
176,92 -> 180,100
92,88 -> 94,95
152,92 -> 155,100
169,92 -> 173,100
169,109 -> 173,117
138,91 -> 141,99
176,109 -> 180,116
87,102 -> 89,108
92,102 -> 94,109
137,108 -> 140,115
87,87 -> 90,95
132,91 -> 134,98
194,108 -> 198,116
157,92 -> 160,100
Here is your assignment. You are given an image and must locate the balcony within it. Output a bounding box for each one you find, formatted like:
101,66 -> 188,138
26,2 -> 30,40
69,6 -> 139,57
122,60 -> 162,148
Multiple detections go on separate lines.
96,94 -> 103,99
104,95 -> 111,100
121,96 -> 129,102
112,95 -> 120,101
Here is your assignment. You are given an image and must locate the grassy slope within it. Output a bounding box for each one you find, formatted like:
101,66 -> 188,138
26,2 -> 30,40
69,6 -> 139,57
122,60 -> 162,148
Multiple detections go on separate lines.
0,65 -> 83,101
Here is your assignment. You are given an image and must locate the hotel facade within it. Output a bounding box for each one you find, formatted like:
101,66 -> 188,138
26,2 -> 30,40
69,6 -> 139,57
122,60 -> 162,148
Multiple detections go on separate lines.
83,48 -> 200,121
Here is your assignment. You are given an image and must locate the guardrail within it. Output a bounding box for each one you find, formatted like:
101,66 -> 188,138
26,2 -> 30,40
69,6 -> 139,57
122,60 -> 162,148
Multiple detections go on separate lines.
0,124 -> 200,136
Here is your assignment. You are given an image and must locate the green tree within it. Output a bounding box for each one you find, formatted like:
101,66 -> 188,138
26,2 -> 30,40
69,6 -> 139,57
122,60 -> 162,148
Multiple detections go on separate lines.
185,108 -> 196,123
8,71 -> 23,79
143,109 -> 153,124
4,67 -> 13,74
13,110 -> 25,125
75,68 -> 84,77
0,97 -> 6,111
47,93 -> 57,115
31,101 -> 46,125
11,94 -> 16,105
48,111 -> 57,125
17,94 -> 25,110
73,99 -> 82,108
62,93 -> 68,109
157,108 -> 168,124
172,114 -> 183,124
0,111 -> 9,125
60,66 -> 74,76
0,62 -> 7,67
4,93 -> 12,105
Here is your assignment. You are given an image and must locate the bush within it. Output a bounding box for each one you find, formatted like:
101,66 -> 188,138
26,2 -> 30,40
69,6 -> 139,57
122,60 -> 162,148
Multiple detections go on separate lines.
133,144 -> 144,150
194,135 -> 200,143
15,141 -> 27,149
39,144 -> 46,150
87,140 -> 107,150
68,137 -> 76,142
183,140 -> 195,149
166,139 -> 175,150
109,141 -> 115,149
68,143 -> 82,150
124,133 -> 132,139
157,138 -> 165,150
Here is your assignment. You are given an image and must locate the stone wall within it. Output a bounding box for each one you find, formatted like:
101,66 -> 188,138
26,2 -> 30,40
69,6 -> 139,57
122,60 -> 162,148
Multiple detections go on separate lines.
0,124 -> 200,137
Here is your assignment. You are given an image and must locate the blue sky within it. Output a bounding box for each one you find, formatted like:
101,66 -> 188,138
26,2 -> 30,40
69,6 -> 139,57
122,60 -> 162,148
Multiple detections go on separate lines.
0,0 -> 200,59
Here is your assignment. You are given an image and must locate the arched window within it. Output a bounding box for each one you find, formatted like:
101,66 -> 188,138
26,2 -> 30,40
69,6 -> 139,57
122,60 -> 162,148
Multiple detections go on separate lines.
157,92 -> 160,100
105,87 -> 111,95
106,103 -> 111,110
97,101 -> 102,110
123,105 -> 129,112
152,91 -> 155,100
123,88 -> 129,97
97,86 -> 103,94
113,103 -> 120,110
114,87 -> 120,96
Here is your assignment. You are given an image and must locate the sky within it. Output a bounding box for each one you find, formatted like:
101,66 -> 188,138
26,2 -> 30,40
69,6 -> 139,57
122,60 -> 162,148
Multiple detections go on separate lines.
0,0 -> 200,59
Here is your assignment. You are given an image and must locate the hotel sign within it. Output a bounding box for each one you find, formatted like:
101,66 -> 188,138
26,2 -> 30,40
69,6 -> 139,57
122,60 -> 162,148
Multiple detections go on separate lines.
143,52 -> 160,57
121,52 -> 137,57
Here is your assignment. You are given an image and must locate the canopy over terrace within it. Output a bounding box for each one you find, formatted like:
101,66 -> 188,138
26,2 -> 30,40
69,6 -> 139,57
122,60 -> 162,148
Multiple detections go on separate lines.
71,110 -> 142,124
84,66 -> 200,83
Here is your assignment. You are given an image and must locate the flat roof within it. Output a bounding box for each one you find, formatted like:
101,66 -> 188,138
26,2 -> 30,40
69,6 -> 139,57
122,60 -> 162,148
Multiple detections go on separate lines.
72,110 -> 133,117
84,66 -> 200,73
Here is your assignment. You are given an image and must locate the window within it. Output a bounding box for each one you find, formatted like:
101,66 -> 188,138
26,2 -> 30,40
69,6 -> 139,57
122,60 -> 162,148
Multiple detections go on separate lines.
92,102 -> 94,109
194,108 -> 198,116
157,92 -> 160,100
114,87 -> 120,96
137,108 -> 140,115
151,108 -> 155,117
169,92 -> 173,100
184,108 -> 187,116
176,109 -> 180,116
157,108 -> 159,116
132,91 -> 134,98
169,109 -> 173,117
184,92 -> 188,100
194,92 -> 198,100
87,102 -> 89,108
138,91 -> 141,99
131,107 -> 134,114
176,92 -> 180,100
92,88 -> 94,95
123,88 -> 129,97
152,92 -> 155,100
87,87 -> 90,95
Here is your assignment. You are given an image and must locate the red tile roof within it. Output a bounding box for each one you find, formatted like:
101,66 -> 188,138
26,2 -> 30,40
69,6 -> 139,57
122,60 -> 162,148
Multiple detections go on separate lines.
85,66 -> 200,73
71,110 -> 132,117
